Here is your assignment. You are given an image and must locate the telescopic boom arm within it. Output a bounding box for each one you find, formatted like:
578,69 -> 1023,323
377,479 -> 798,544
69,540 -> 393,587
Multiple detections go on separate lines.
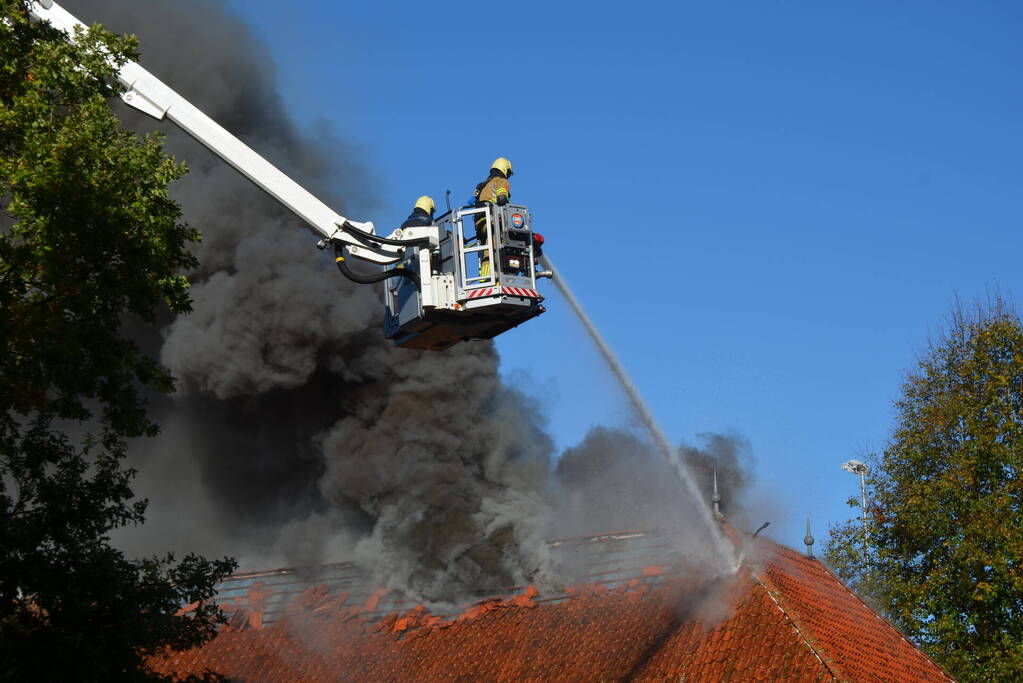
27,1 -> 435,266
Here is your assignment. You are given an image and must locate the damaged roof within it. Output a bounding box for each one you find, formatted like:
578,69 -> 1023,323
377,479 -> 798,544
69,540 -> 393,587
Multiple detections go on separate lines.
149,530 -> 951,682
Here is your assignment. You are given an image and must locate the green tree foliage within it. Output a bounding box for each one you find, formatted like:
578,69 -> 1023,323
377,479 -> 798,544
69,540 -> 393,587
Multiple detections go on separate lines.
825,299 -> 1023,681
0,2 -> 235,679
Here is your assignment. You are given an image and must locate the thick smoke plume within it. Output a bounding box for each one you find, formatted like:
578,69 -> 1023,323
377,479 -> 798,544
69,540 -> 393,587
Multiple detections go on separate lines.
65,0 -> 556,603
64,0 -> 756,604
553,429 -> 752,538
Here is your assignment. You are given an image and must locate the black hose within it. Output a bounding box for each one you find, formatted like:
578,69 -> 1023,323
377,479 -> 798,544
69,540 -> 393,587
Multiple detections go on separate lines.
334,246 -> 420,287
341,220 -> 433,247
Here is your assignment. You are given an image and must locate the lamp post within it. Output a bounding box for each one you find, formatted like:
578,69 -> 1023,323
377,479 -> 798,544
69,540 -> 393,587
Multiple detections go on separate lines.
841,460 -> 870,541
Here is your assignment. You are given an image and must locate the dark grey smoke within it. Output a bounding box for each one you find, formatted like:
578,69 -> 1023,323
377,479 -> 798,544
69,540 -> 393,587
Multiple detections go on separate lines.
60,0 -> 376,565
60,0 -> 556,602
553,428 -> 752,537
58,0 -> 755,603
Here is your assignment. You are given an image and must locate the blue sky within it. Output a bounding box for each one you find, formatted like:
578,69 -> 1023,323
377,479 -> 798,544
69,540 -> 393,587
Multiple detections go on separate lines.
217,0 -> 1023,550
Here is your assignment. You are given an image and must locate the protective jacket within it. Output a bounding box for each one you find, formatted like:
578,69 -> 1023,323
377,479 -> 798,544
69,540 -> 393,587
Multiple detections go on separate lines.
400,206 -> 433,229
474,172 -> 510,206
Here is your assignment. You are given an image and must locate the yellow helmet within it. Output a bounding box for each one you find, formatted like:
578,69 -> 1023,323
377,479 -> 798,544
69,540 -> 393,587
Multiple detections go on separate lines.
490,157 -> 513,177
414,195 -> 435,214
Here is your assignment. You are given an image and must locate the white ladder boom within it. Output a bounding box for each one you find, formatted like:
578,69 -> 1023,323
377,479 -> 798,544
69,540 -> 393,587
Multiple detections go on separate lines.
28,1 -> 411,265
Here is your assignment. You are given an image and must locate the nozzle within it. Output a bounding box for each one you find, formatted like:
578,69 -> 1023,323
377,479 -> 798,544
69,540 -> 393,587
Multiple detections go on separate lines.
536,270 -> 554,279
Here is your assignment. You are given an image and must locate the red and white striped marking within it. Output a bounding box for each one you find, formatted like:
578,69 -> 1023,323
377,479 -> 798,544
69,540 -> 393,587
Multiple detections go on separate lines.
500,286 -> 540,299
464,286 -> 542,301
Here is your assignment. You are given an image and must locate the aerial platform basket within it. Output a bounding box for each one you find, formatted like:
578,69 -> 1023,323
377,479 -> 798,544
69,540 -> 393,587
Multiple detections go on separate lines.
384,203 -> 547,351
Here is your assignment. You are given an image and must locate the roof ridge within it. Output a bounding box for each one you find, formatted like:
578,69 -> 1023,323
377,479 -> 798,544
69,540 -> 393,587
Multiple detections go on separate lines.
753,566 -> 848,682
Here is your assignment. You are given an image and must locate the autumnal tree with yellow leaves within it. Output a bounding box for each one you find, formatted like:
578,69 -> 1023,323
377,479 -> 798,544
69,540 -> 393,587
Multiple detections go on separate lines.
826,298 -> 1023,681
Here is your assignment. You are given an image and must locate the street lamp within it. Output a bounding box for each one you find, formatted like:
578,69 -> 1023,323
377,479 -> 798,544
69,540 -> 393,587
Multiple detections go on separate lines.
841,460 -> 870,536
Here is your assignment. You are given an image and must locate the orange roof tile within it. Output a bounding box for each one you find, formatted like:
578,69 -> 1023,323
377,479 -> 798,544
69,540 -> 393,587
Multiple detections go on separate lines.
148,531 -> 952,682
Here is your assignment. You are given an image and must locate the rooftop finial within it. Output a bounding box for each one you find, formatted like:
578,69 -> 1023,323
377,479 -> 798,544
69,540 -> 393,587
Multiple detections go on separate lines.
804,518 -> 815,559
711,469 -> 723,520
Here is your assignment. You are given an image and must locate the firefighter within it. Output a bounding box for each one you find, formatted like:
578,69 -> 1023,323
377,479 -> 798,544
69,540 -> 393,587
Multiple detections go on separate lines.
472,158 -> 513,277
473,157 -> 512,208
400,195 -> 435,229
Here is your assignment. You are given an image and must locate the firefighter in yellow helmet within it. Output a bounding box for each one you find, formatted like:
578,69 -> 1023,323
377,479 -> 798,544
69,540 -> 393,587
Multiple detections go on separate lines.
400,195 -> 435,229
474,157 -> 512,207
472,158 -> 513,277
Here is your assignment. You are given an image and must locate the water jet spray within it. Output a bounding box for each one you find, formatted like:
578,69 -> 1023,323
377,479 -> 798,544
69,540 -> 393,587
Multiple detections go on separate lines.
540,256 -> 737,571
